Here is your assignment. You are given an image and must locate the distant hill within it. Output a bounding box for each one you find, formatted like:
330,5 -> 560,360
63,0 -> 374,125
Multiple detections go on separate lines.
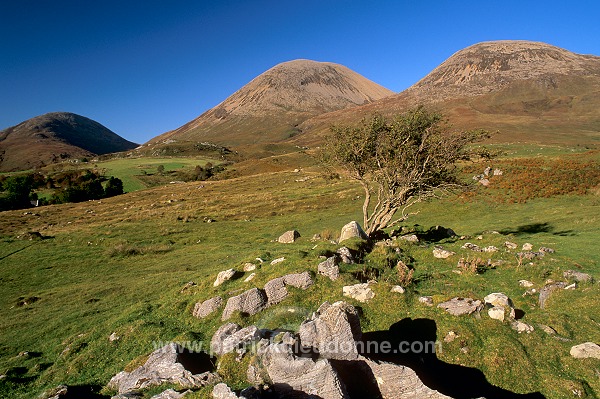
295,41 -> 600,145
0,112 -> 138,172
152,59 -> 394,146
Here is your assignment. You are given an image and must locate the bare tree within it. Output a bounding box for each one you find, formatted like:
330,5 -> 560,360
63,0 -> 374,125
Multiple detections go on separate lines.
322,107 -> 489,236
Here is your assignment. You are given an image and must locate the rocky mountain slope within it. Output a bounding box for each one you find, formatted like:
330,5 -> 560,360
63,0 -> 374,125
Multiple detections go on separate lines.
152,59 -> 394,146
0,112 -> 138,172
296,41 -> 600,145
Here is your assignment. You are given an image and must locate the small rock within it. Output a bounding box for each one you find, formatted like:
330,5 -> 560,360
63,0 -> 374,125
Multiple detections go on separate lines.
193,297 -> 223,319
278,230 -> 300,244
493,168 -> 503,176
419,296 -> 434,306
482,246 -> 498,253
519,280 -> 534,288
537,324 -> 557,335
399,234 -> 419,243
270,257 -> 285,265
564,270 -> 593,283
433,247 -> 455,259
212,383 -> 239,399
179,281 -> 197,293
539,246 -> 555,254
317,256 -> 339,281
339,221 -> 368,242
437,297 -> 482,316
511,320 -> 534,333
522,243 -> 533,251
570,342 -> 600,359
109,332 -> 121,342
444,331 -> 458,343
244,273 -> 256,282
390,285 -> 405,294
488,306 -> 506,322
342,283 -> 375,303
504,241 -> 518,250
336,247 -> 354,264
461,242 -> 481,251
478,178 -> 490,187
214,269 -> 236,287
539,282 -> 567,309
476,235 -> 483,240
151,389 -> 190,399
484,292 -> 513,308
243,263 -> 256,272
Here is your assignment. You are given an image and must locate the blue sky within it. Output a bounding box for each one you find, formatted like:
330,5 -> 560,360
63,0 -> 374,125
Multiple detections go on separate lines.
1,0 -> 599,144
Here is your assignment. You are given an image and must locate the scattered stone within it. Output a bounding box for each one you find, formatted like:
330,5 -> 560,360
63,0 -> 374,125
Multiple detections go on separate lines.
278,230 -> 300,244
211,324 -> 259,356
339,221 -> 368,242
539,246 -> 555,254
212,383 -> 239,399
565,283 -> 577,290
476,235 -> 483,240
504,241 -> 518,250
264,277 -> 288,306
493,168 -> 503,176
193,297 -> 223,319
419,296 -> 434,306
444,331 -> 458,343
318,256 -> 340,281
283,271 -> 314,289
478,178 -> 490,187
150,389 -> 190,399
214,269 -> 236,287
461,242 -> 481,251
179,281 -> 197,293
299,301 -> 361,360
243,273 -> 256,282
243,263 -> 256,272
482,246 -> 498,253
539,282 -> 567,309
570,342 -> 600,359
109,332 -> 120,342
488,306 -> 506,322
484,292 -> 513,308
522,243 -> 533,251
336,247 -> 354,264
537,324 -> 557,335
564,270 -> 593,283
270,257 -> 285,265
511,320 -> 534,333
108,343 -> 219,394
41,384 -> 69,399
390,285 -> 405,294
437,297 -> 482,316
342,283 -> 375,303
399,234 -> 419,243
311,233 -> 322,241
222,288 -> 267,320
433,247 -> 455,259
519,280 -> 534,288
484,166 -> 492,176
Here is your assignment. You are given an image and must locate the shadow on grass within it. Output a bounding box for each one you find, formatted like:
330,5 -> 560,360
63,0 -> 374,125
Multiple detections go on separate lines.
360,318 -> 546,399
499,222 -> 574,237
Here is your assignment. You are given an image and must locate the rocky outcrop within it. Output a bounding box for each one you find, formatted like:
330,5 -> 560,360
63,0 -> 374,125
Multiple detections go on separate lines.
108,343 -> 219,395
222,288 -> 268,320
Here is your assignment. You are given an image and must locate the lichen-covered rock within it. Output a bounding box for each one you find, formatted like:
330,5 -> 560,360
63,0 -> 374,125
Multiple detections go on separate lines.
278,230 -> 300,244
283,271 -> 314,289
150,389 -> 191,399
318,256 -> 340,281
437,297 -> 482,316
193,296 -> 223,319
222,288 -> 267,320
511,320 -> 534,333
484,292 -> 513,308
433,247 -> 455,259
339,221 -> 368,242
299,301 -> 361,360
212,383 -> 239,399
214,269 -> 236,287
211,323 -> 241,356
264,277 -> 288,306
108,343 -> 219,394
570,342 -> 600,359
342,283 -> 375,303
336,247 -> 354,264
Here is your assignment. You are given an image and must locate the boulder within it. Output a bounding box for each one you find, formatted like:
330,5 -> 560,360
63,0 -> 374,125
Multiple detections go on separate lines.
278,230 -> 300,244
108,343 -> 219,394
193,296 -> 223,319
318,256 -> 340,281
488,306 -> 506,322
484,292 -> 513,308
222,288 -> 267,320
299,301 -> 361,360
342,283 -> 375,303
336,247 -> 355,264
283,271 -> 314,289
214,269 -> 236,287
264,277 -> 288,306
437,297 -> 482,316
564,270 -> 593,283
339,221 -> 368,242
211,323 -> 260,356
539,282 -> 567,309
570,342 -> 600,359
433,247 -> 455,259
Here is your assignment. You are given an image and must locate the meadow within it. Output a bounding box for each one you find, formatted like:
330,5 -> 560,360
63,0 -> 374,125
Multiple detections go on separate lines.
0,145 -> 598,398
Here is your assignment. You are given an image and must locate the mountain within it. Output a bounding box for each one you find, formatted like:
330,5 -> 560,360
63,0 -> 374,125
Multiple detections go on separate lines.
153,59 -> 394,146
0,112 -> 138,172
295,41 -> 600,145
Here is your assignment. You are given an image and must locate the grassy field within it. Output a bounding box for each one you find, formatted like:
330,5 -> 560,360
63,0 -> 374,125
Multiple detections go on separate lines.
0,147 -> 598,398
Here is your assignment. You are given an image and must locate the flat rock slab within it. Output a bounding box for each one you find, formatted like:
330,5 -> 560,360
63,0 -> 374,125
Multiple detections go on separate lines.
437,297 -> 482,316
570,342 -> 600,359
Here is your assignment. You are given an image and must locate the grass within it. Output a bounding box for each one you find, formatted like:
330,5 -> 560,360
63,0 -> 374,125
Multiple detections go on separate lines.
0,145 -> 598,398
